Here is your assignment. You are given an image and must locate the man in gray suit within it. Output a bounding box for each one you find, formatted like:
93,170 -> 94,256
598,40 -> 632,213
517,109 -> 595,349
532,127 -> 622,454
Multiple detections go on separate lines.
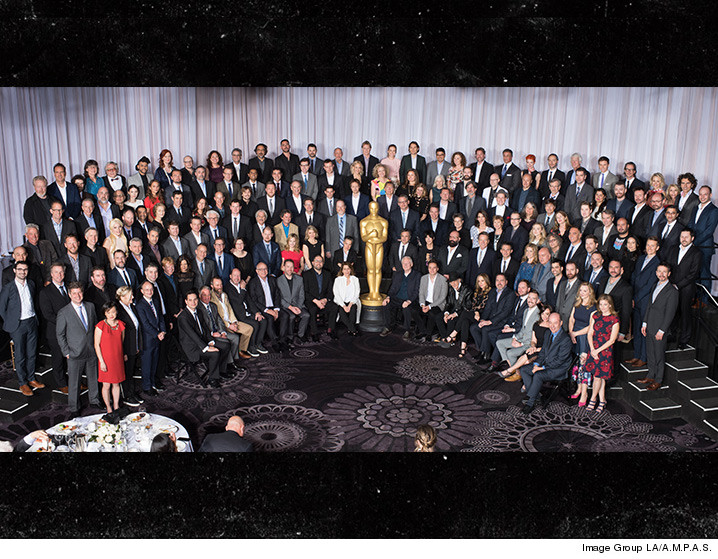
276,259 -> 310,347
638,264 -> 679,391
127,156 -> 153,200
591,156 -> 619,198
425,148 -> 450,189
192,244 -> 216,290
242,167 -> 266,201
492,291 -> 541,373
56,282 -> 101,413
184,216 -> 211,255
414,261 -> 448,341
555,261 -> 580,330
162,222 -> 191,262
324,200 -> 359,262
292,158 -> 319,200
564,167 -> 594,224
531,247 -> 553,300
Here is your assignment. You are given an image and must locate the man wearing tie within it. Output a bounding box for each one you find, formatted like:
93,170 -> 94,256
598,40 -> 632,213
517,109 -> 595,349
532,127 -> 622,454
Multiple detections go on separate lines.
108,250 -> 138,290
292,158 -> 319,200
494,149 -> 522,195
538,154 -> 565,198
210,237 -> 232,283
135,281 -> 166,397
55,282 -> 101,413
637,264 -> 679,391
627,237 -> 661,368
38,263 -> 71,391
564,168 -> 594,225
217,166 -> 240,202
257,181 -> 287,226
591,156 -> 618,198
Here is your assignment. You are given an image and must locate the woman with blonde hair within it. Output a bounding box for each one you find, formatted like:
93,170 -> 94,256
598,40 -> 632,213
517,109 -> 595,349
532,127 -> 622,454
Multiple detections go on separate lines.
528,222 -> 548,248
370,163 -> 390,200
414,424 -> 437,452
648,172 -> 666,195
513,244 -> 539,290
302,225 -> 324,271
281,233 -> 304,274
664,183 -> 680,207
584,295 -> 620,413
350,160 -> 369,196
103,218 -> 128,268
568,283 -> 597,406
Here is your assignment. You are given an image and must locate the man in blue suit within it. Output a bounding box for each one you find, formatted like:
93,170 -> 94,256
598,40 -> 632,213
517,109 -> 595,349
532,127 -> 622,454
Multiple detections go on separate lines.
470,274 -> 517,361
688,185 -> 718,297
252,226 -> 282,277
344,178 -> 371,222
135,280 -> 166,397
519,312 -> 573,413
627,237 -> 661,367
47,163 -> 82,219
209,237 -> 232,283
0,262 -> 43,396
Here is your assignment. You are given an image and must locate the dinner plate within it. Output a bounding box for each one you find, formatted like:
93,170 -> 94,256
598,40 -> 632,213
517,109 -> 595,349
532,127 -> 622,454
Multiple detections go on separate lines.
157,424 -> 178,434
28,441 -> 55,452
127,412 -> 149,423
48,421 -> 79,435
176,440 -> 186,452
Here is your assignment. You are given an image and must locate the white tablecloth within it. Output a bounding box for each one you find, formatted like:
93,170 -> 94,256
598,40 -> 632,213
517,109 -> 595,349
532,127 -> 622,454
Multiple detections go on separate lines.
31,412 -> 193,452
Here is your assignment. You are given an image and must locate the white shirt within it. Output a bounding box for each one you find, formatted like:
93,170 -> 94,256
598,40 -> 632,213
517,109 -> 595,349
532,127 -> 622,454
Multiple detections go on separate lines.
73,303 -> 87,328
695,202 -> 710,223
632,202 -> 645,222
56,183 -> 68,204
474,161 -> 484,182
108,176 -> 123,191
260,277 -> 275,309
447,246 -> 458,263
425,275 -> 437,305
120,302 -> 139,330
678,191 -> 691,210
15,279 -> 34,319
326,173 -> 335,186
678,243 -> 693,264
439,201 -> 449,220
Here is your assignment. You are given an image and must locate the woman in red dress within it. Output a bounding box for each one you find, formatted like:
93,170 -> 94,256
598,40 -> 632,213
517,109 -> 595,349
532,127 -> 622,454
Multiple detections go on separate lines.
94,301 -> 126,414
584,294 -> 620,413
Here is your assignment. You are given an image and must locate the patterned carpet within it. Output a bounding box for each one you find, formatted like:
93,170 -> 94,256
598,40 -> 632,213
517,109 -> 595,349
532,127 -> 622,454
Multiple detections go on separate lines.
1,333 -> 717,452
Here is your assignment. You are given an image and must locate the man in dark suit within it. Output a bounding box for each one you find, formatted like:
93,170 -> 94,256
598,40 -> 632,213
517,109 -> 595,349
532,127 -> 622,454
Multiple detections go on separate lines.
606,182 -> 635,222
656,206 -> 684,258
296,198 -> 326,241
108,250 -> 138,290
354,141 -> 379,180
59,234 -> 91,286
192,244 -> 216,290
102,161 -> 128,195
224,269 -> 266,354
584,252 -> 608,292
555,262 -> 581,329
243,167 -> 265,201
537,154 -> 566,198
165,190 -> 191,235
643,191 -> 668,239
55,282 -> 101,412
519,312 -> 573,413
257,181 -> 287,226
38,262 -> 71,390
628,186 -> 652,243
164,168 -> 194,209
275,139 -> 301,181
23,223 -> 58,283
47,163 -> 82,219
665,229 -> 703,348
688,186 -> 718,297
209,237 -> 233,283
332,237 -> 361,276
622,161 -> 644,202
469,274 -> 517,360
276,260 -> 310,347
494,149 -> 522,195
189,165 -> 216,203
75,198 -> 106,245
376,182 -> 399,220
318,160 -> 347,201
459,182 -> 486,226
492,242 -> 520,288
115,285 -> 142,406
226,147 -> 249,186
399,141 -> 427,185
564,167 -> 594,224
541,178 -> 565,213
203,209 -> 229,246
627,237 -> 661,368
222,201 -> 251,246
425,147 -> 450,189
560,227 -> 587,274
332,147 -> 352,177
344,179 -> 371,222
500,213 -> 529,256
198,416 -> 253,452
253,227 -> 282,277
380,255 -> 421,338
135,280 -> 166,396
545,259 -> 565,310
595,210 -> 620,253
565,153 -> 592,191
469,148 -> 493,191
676,173 -> 700,226
466,232 -> 495,287
436,231 -> 468,280
637,264 -> 680,390
388,230 -> 419,273
84,267 -> 116,316
248,143 -> 275,185
2,246 -> 43,290
511,172 -> 541,213
177,289 -> 229,389
215,166 -> 241,204
488,190 -> 513,222
41,200 -> 78,256
302,255 -> 335,341
598,259 -> 633,341
125,237 -> 151,280
246,262 -> 281,349
0,261 -> 43,397
268,167 -> 291,200
23,175 -> 58,227
162,222 -> 191,262
390,195 -> 422,244
417,204 -> 449,248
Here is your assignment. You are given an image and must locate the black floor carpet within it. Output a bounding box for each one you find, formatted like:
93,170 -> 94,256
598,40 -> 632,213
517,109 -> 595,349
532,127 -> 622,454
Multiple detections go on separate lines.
1,332 -> 717,452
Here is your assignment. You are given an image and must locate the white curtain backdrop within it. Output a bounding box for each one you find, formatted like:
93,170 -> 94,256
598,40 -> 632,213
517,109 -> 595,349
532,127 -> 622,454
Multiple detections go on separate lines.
2,86 -> 718,286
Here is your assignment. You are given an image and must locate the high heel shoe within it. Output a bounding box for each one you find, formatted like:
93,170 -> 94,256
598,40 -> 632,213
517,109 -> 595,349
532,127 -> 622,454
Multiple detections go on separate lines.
596,401 -> 607,413
458,344 -> 467,358
570,393 -> 580,400
586,399 -> 597,411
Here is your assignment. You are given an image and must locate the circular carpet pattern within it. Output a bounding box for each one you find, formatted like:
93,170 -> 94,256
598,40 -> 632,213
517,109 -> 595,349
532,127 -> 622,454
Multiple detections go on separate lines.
394,355 -> 476,384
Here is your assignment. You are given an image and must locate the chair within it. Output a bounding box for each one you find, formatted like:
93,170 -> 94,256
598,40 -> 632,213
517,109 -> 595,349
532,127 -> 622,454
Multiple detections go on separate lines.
175,344 -> 209,388
540,354 -> 580,405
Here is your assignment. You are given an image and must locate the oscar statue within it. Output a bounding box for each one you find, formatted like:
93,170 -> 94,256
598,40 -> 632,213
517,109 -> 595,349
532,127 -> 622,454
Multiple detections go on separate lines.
359,201 -> 389,331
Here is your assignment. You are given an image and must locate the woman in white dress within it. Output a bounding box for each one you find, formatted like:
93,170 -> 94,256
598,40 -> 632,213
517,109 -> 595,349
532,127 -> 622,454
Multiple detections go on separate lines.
329,262 -> 361,338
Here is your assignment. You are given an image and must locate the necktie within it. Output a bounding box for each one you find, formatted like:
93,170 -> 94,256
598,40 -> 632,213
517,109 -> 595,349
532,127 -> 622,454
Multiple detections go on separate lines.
590,270 -> 597,283
78,306 -> 88,331
545,215 -> 550,227
329,199 -> 334,215
234,217 -> 239,238
193,311 -> 203,334
141,174 -> 148,190
478,249 -> 484,267
467,197 -> 474,216
303,175 -> 308,190
502,164 -> 508,178
662,223 -> 670,239
227,182 -> 233,198
400,244 -> 406,260
585,254 -> 591,270
402,211 -> 407,227
149,299 -> 157,319
59,285 -> 67,298
600,174 -> 605,189
122,269 -> 130,286
266,243 -> 271,258
251,183 -> 256,196
206,305 -> 218,331
308,214 -> 313,225
576,185 -> 581,198
212,229 -> 218,240
548,171 -> 554,183
200,261 -> 205,276
502,260 -> 507,273
177,206 -> 182,217
339,216 -> 345,248
269,198 -> 274,215
567,246 -> 575,261
218,255 -> 223,270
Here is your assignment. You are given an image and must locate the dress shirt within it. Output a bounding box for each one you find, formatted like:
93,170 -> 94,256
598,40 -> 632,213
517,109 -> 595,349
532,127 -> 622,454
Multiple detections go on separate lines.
170,236 -> 183,256
74,303 -> 87,330
661,221 -> 676,239
651,280 -> 669,303
566,243 -> 580,261
678,192 -> 690,211
631,203 -> 645,223
152,281 -> 166,314
425,275 -> 437,305
399,242 -> 409,261
678,243 -> 692,265
117,267 -> 131,286
695,202 -> 709,223
53,282 -> 68,298
260,277 -> 275,308
51,219 -> 63,241
107,176 -> 123,191
500,258 -> 510,274
67,254 -> 80,281
16,279 -> 34,319
132,254 -> 144,275
640,254 -> 655,272
447,246 -> 458,263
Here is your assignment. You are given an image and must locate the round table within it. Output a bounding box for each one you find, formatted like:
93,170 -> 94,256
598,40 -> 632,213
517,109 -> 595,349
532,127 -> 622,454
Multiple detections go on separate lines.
29,412 -> 193,452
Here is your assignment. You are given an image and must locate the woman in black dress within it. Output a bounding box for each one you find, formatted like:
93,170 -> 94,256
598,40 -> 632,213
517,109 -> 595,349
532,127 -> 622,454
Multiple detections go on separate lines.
410,183 -> 430,221
620,235 -> 640,280
175,255 -> 196,301
417,231 -> 438,275
230,238 -> 254,280
302,225 -> 324,270
444,273 -> 491,358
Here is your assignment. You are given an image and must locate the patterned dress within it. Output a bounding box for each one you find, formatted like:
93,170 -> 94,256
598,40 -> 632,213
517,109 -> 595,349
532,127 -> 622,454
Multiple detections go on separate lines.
584,312 -> 619,379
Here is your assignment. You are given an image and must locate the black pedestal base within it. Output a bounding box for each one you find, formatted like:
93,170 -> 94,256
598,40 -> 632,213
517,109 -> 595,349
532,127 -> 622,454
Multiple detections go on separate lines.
359,305 -> 384,333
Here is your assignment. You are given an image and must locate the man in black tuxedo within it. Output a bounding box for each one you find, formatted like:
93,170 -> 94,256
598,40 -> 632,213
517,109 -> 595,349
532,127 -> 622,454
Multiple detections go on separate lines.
102,161 -> 127,195
165,190 -> 191,235
318,159 -> 347,201
248,143 -> 275,185
665,229 -> 702,348
492,243 -> 520,288
257,181 -> 286,226
537,153 -> 566,198
380,256 -> 421,338
469,147 -> 493,191
189,165 -> 216,203
622,161 -> 645,202
38,262 -> 70,390
199,416 -> 253,452
598,260 -> 633,341
24,175 -> 58,227
354,140 -> 379,180
399,141 -> 427,185
500,213 -> 529,256
436,231 -> 468,280
495,148 -> 522,195
469,273 -> 517,360
246,262 -> 281,349
388,230 -> 419,273
177,289 -> 229,389
466,232 -> 495,287
226,147 -> 249,186
302,255 -> 335,341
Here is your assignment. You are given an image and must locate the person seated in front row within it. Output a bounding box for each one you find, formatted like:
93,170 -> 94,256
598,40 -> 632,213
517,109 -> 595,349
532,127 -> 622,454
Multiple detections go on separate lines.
380,255 -> 421,339
276,259 -> 310,349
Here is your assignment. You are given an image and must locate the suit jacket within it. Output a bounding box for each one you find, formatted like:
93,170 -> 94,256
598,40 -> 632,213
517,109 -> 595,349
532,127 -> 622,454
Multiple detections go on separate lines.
164,183 -> 194,208
643,282 -> 679,335
436,201 -> 458,223
248,156 -> 275,185
388,242 -> 419,272
176,307 -> 211,361
114,303 -> 141,355
531,262 -> 552,299
84,284 -> 115,317
276,273 -> 306,309
251,223 -> 271,247
632,255 -> 661,308
418,273 -> 448,310
425,160 -> 451,190
275,153 -> 301,181
318,174 -> 348,200
0,280 -> 37,334
536,212 -> 557,233
511,187 -> 541,213
252,241 -> 282,276
332,248 -> 360,276
376,195 -> 399,220
677,193 -> 700,226
644,209 -> 668,239
296,212 -> 326,241
469,161 -> 494,190
292,172 -> 319,200
198,430 -> 253,452
598,277 -> 633,336
215,180 -> 241,203
656,221 -> 684,258
417,218 -> 449,247
628,204 -> 653,240
399,154 -> 427,184
535,329 -> 573,378
209,251 -> 233,283
47,181 -> 82,219
135,296 -> 166,342
512,306 -> 541,347
389,208 -> 422,243
225,281 -> 256,319
256,195 -> 287,225
333,159 -> 352,177
499,226 -> 529,257
584,267 -> 608,293
24,240 -> 59,282
55,301 -> 96,359
247,274 -> 281,311
198,301 -> 225,335
192,259 -> 216,290
157,273 -> 181,318
538,169 -> 566,197
223,212 -> 253,244
162,236 -> 191,262
492,257 -> 520,288
606,198 -> 635,222
344,193 -> 371,222
303,269 -> 333,304
387,269 -> 421,303
273,222 -> 300,251
594,224 -> 618,254
226,163 -> 249,186
688,202 -> 718,249
189,179 -> 216,203
623,177 -> 644,201
459,195 -> 486,226
183,231 -> 211,256
242,180 -> 266,201
41,218 -> 78,255
59,253 -> 91,286
482,287 -> 517,327
466,246 -> 495,287
202,224 -> 229,247
74,210 -> 106,245
353,154 -> 379,179
555,278 -> 581,327
108,266 -> 138,290
38,282 -> 71,338
565,169 -> 592,191
564,182 -> 594,224
325,213 -> 359,255
545,276 -> 565,310
436,245 -> 468,278
23,193 -> 58,227
495,162 -> 522,194
125,251 -> 152,280
591,171 -> 619,197
285,194 -> 310,219
665,245 -> 702,290
488,204 -> 514,222
165,205 -> 191,235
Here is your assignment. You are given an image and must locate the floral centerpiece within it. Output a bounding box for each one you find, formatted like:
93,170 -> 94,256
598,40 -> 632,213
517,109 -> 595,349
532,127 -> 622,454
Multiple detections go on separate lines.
87,421 -> 123,450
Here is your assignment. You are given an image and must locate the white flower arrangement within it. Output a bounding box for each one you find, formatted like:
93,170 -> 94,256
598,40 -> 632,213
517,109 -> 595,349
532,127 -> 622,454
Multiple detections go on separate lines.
88,422 -> 122,449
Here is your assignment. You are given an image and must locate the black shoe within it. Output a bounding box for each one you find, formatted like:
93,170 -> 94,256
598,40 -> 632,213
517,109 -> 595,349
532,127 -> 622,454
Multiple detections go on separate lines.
135,393 -> 145,403
246,347 -> 260,358
402,330 -> 412,340
379,328 -> 391,337
521,403 -> 535,414
154,381 -> 165,391
256,345 -> 269,354
138,391 -> 152,401
209,380 -> 222,389
124,396 -> 141,407
220,371 -> 234,379
678,342 -> 689,350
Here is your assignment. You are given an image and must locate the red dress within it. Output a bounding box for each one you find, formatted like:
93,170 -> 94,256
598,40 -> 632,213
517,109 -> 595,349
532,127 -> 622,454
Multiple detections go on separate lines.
583,312 -> 619,379
97,320 -> 126,384
281,249 -> 303,273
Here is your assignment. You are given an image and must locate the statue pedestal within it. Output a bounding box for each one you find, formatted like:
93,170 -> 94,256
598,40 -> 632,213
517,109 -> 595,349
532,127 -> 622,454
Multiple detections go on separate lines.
359,294 -> 386,333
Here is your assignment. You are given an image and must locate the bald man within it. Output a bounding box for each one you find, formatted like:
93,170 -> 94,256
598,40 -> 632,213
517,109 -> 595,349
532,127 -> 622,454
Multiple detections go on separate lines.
198,415 -> 253,452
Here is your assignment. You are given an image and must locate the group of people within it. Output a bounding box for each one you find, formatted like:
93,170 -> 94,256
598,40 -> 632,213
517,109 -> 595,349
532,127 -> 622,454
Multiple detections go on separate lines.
1,140 -> 715,419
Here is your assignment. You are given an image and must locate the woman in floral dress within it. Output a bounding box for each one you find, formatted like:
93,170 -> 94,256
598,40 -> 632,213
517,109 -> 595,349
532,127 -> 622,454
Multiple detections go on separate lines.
584,295 -> 620,413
